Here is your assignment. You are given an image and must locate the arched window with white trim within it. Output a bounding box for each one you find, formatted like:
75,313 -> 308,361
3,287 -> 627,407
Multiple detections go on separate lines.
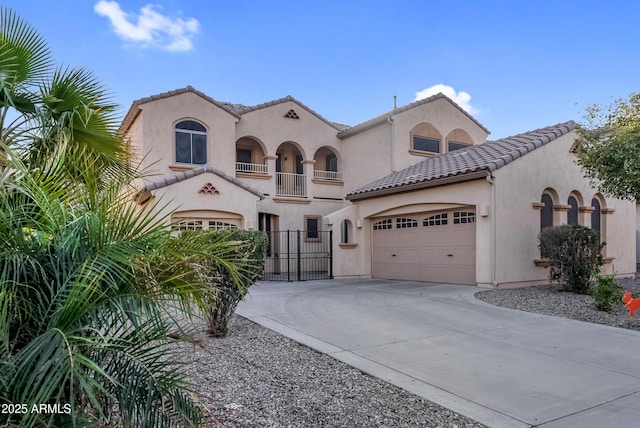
175,120 -> 207,164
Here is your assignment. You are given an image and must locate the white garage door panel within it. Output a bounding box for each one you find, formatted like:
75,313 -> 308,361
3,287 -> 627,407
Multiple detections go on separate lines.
372,211 -> 476,284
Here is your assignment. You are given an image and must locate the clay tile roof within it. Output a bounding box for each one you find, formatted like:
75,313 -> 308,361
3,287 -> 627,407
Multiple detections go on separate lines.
143,164 -> 264,198
346,120 -> 577,201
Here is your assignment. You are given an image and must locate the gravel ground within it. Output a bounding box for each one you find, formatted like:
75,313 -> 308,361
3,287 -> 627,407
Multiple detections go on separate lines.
175,275 -> 640,427
475,275 -> 640,332
178,315 -> 485,428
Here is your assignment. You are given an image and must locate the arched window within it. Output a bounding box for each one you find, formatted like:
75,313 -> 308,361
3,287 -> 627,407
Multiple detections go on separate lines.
540,194 -> 553,229
591,198 -> 601,236
567,196 -> 578,225
341,220 -> 352,244
410,122 -> 443,154
175,120 -> 207,164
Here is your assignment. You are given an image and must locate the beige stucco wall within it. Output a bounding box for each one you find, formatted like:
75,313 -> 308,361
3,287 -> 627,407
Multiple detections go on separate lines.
333,131 -> 636,286
143,172 -> 261,230
390,98 -> 489,172
340,98 -> 490,193
132,92 -> 238,175
492,131 -> 636,285
236,101 -> 342,161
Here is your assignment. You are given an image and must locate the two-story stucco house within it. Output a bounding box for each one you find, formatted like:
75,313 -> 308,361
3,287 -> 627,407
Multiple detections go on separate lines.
120,86 -> 636,287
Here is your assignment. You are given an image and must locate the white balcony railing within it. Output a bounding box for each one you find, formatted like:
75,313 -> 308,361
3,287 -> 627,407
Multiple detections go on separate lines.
313,170 -> 342,181
236,162 -> 268,174
276,172 -> 306,197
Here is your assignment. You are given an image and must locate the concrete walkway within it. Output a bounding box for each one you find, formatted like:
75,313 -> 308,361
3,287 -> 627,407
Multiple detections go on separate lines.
237,279 -> 640,428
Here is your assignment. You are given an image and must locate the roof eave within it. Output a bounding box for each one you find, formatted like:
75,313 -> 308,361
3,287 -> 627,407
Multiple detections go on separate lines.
346,169 -> 489,202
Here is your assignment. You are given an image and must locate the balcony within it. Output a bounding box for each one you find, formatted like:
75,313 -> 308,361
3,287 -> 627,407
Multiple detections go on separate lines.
236,162 -> 268,175
313,170 -> 342,181
276,172 -> 306,197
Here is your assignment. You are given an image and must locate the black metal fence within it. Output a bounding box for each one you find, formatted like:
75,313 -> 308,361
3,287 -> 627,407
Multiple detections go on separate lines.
262,230 -> 333,281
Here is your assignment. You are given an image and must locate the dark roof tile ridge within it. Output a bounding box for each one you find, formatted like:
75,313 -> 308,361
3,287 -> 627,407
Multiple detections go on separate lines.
346,120 -> 577,198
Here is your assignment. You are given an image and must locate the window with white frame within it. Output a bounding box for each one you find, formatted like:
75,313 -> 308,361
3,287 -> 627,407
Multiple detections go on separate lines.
175,120 -> 207,164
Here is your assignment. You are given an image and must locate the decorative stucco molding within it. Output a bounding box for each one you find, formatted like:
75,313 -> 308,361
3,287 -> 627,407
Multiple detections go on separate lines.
199,183 -> 219,195
553,204 -> 571,212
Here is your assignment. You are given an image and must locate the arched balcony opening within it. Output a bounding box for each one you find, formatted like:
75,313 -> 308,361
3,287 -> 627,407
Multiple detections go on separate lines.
236,137 -> 268,175
276,142 -> 306,197
313,147 -> 342,181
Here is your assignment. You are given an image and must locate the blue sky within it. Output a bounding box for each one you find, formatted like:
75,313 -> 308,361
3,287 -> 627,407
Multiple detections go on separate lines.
4,0 -> 640,138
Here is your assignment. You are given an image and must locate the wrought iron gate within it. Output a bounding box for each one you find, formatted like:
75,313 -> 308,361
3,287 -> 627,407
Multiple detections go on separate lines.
262,230 -> 333,281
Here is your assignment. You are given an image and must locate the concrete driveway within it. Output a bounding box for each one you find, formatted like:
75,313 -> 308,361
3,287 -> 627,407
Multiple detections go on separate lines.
236,279 -> 640,428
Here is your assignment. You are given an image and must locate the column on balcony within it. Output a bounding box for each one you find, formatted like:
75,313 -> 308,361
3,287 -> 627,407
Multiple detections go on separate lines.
302,159 -> 315,198
264,154 -> 277,194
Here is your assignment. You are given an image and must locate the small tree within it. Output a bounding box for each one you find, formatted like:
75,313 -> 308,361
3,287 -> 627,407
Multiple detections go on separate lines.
201,229 -> 268,337
539,225 -> 604,293
576,92 -> 640,201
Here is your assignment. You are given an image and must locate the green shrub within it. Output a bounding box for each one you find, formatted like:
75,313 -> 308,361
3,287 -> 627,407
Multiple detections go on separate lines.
588,274 -> 623,312
538,225 -> 604,293
202,229 -> 268,337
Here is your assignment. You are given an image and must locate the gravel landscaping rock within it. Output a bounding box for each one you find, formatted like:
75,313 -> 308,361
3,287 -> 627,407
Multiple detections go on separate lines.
475,274 -> 640,332
174,274 -> 640,427
177,315 -> 485,428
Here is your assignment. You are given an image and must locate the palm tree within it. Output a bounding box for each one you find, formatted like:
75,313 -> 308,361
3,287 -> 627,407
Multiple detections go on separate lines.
0,8 -> 249,427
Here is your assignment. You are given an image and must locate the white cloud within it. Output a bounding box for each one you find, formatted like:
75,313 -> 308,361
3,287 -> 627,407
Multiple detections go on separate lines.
414,84 -> 478,114
94,1 -> 199,52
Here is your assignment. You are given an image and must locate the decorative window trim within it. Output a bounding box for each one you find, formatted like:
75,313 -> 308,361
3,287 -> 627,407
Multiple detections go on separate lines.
208,221 -> 238,230
396,217 -> 418,228
453,211 -> 475,224
174,220 -> 203,232
341,220 -> 352,244
532,202 -> 545,210
601,208 -> 615,214
411,135 -> 441,154
447,141 -> 472,152
553,204 -> 571,212
578,206 -> 595,213
284,109 -> 300,119
373,218 -> 392,230
408,149 -> 438,158
304,215 -> 322,242
339,243 -> 358,249
423,213 -> 448,227
175,120 -> 207,165
198,183 -> 219,195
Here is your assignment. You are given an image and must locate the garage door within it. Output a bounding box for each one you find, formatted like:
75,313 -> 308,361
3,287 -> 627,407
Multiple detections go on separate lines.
371,210 -> 476,284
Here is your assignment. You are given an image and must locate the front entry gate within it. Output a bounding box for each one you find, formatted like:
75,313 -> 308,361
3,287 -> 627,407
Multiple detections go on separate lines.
262,230 -> 333,281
